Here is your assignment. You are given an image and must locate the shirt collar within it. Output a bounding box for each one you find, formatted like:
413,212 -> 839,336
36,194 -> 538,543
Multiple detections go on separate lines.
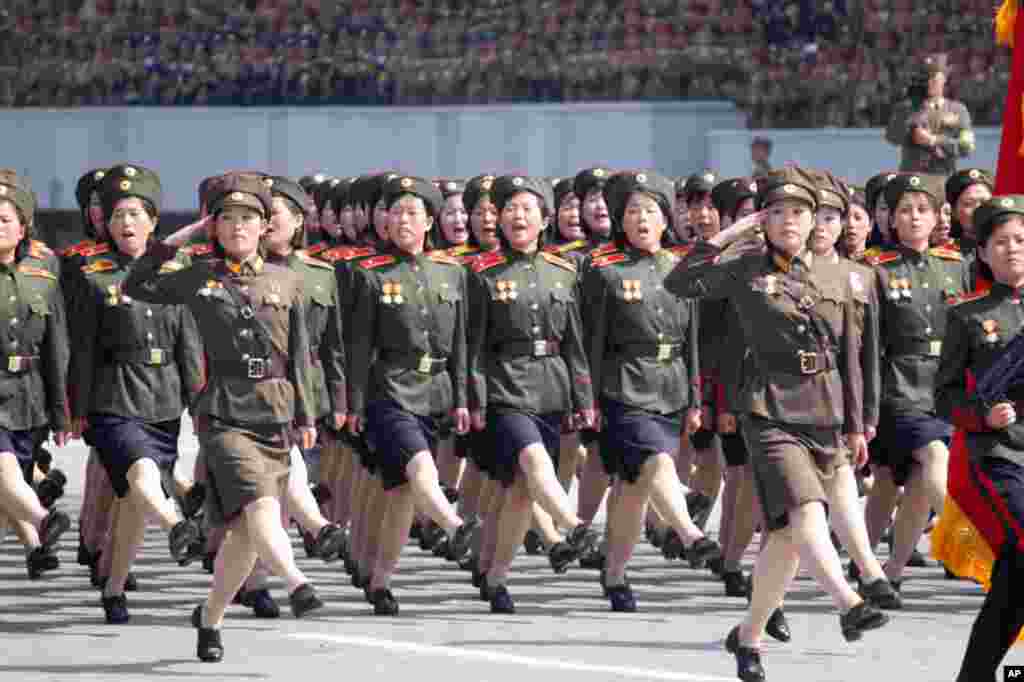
225,253 -> 264,275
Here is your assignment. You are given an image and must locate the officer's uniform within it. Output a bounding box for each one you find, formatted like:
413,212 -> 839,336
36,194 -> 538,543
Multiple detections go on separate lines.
582,171 -> 700,482
885,53 -> 975,177
665,169 -> 869,531
124,175 -> 317,526
348,176 -> 468,490
75,165 -> 205,499
869,173 -> 970,484
467,176 -> 593,487
543,177 -> 591,268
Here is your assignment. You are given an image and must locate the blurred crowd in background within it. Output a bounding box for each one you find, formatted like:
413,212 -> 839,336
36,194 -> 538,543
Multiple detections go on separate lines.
0,0 -> 1006,128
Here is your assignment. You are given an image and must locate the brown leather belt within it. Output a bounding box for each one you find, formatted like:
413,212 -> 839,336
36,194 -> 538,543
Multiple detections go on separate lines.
760,349 -> 836,375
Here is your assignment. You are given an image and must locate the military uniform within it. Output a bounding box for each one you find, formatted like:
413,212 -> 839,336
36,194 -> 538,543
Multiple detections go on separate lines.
123,176 -> 316,525
885,54 -> 975,177
467,176 -> 593,486
869,173 -> 970,484
946,168 -> 995,289
665,169 -> 869,529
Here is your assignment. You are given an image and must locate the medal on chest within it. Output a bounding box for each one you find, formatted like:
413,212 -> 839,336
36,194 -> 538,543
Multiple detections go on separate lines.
105,283 -> 133,306
382,280 -> 404,305
751,274 -> 778,295
622,279 -> 643,302
982,319 -> 1000,345
495,280 -> 518,302
198,279 -> 222,297
888,278 -> 911,301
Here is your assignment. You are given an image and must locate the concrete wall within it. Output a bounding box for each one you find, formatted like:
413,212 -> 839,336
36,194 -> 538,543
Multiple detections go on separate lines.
706,127 -> 1003,185
1,101 -> 745,211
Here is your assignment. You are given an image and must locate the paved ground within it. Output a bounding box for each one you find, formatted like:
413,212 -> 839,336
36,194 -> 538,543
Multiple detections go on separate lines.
0,426 -> 1019,682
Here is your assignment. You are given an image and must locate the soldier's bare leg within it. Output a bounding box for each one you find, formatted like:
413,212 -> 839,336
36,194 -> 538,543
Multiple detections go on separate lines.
675,432 -> 697,486
286,448 -> 331,536
347,461 -> 367,561
477,479 -> 502,573
826,464 -> 886,583
103,494 -> 147,597
719,466 -> 738,555
0,454 -> 49,546
723,465 -> 759,574
738,525 -> 801,648
362,476 -> 388,580
317,440 -> 339,521
577,442 -> 611,525
458,461 -> 483,519
370,485 -> 416,591
86,454 -> 116,555
557,433 -> 582,493
487,476 -> 533,586
886,441 -> 948,582
865,464 -> 900,549
435,436 -> 463,492
604,480 -> 648,586
406,452 -> 463,533
243,497 -> 308,594
531,503 -> 561,547
517,444 -> 582,530
693,445 -> 724,513
203,515 -> 259,627
648,453 -> 713,545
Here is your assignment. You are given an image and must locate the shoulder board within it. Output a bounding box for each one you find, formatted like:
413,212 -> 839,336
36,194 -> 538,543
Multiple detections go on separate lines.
472,252 -> 507,273
79,242 -> 111,258
297,250 -> 334,270
158,259 -> 186,274
545,239 -> 587,255
182,242 -> 214,257
28,240 -> 53,259
450,244 -> 480,257
863,246 -> 882,259
305,242 -> 328,256
592,253 -> 628,268
540,251 -> 577,272
667,244 -> 694,258
339,246 -> 376,262
17,264 -> 56,280
589,243 -> 618,258
929,246 -> 963,261
59,239 -> 97,257
427,251 -> 461,266
81,258 -> 117,274
359,255 -> 396,270
953,290 -> 991,306
866,251 -> 901,266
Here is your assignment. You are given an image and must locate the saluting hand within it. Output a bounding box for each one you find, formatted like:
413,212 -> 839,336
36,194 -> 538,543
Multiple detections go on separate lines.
470,410 -> 486,432
986,402 -> 1017,430
162,215 -> 214,247
709,209 -> 767,250
846,433 -> 869,470
453,408 -> 471,435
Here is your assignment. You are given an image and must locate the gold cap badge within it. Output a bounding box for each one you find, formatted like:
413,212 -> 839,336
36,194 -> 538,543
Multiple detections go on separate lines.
401,177 -> 413,189
119,180 -> 131,191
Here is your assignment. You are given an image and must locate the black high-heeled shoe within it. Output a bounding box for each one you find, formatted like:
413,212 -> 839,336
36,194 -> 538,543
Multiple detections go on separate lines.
725,626 -> 766,682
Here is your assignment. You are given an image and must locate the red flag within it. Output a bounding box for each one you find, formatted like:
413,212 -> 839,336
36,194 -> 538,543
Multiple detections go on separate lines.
996,0 -> 1024,193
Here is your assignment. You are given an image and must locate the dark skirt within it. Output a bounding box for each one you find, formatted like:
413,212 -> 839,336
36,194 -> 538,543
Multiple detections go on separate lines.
86,415 -> 181,498
742,416 -> 846,531
0,427 -> 45,484
878,412 -> 953,486
453,432 -> 472,460
199,417 -> 291,526
464,428 -> 496,477
366,400 -> 439,491
488,409 -> 563,488
600,399 -> 681,484
690,427 -> 718,451
722,431 -> 750,467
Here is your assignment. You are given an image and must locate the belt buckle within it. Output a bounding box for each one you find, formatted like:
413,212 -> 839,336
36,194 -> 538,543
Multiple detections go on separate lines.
417,354 -> 433,374
247,357 -> 266,379
798,350 -> 818,374
533,340 -> 549,357
7,356 -> 19,373
149,348 -> 164,365
240,305 -> 255,320
929,340 -> 943,357
656,343 -> 672,362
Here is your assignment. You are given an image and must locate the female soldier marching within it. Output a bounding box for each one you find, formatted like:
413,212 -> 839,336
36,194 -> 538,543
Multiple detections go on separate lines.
125,173 -> 323,663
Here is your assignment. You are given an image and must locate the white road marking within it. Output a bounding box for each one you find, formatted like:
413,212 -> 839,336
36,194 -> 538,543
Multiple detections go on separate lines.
290,633 -> 735,682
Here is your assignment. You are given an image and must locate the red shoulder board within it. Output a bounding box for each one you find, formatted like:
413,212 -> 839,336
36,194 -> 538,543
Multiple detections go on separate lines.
540,251 -> 577,272
79,242 -> 112,258
28,240 -> 53,259
667,244 -> 694,257
340,246 -> 376,262
929,245 -> 963,261
183,242 -> 214,256
953,290 -> 990,306
305,242 -> 328,256
427,251 -> 460,265
297,250 -> 333,270
359,255 -> 396,270
866,251 -> 900,266
472,252 -> 507,273
592,253 -> 628,268
81,258 -> 117,274
59,239 -> 97,257
589,243 -> 617,258
18,264 -> 56,280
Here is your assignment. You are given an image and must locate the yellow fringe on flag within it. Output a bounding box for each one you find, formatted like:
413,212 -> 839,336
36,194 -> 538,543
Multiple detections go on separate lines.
931,495 -> 1024,643
998,0 -> 1019,47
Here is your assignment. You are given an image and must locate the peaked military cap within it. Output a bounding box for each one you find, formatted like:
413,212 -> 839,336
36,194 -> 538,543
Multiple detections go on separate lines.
382,175 -> 444,217
98,164 -> 162,220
